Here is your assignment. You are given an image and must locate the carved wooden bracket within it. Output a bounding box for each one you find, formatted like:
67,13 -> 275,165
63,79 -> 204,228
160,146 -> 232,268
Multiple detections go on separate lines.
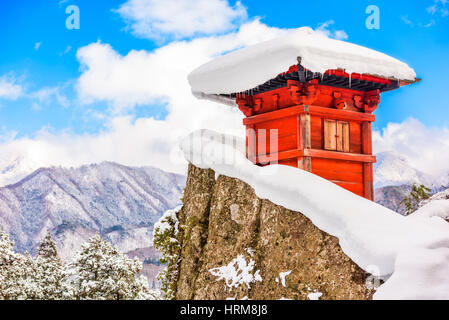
287,79 -> 320,105
332,91 -> 347,109
364,90 -> 380,113
253,98 -> 262,112
287,80 -> 301,104
353,89 -> 380,113
353,95 -> 363,109
272,94 -> 279,110
236,96 -> 255,117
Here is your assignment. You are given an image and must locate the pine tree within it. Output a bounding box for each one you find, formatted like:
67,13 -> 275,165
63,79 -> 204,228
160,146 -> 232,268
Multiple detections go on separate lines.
0,229 -> 17,300
15,252 -> 42,300
34,232 -> 70,299
402,184 -> 432,215
0,229 -> 40,300
68,234 -> 153,300
153,207 -> 181,300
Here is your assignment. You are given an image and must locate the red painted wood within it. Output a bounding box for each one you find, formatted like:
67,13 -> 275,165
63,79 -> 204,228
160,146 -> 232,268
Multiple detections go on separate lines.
300,149 -> 376,163
243,105 -> 375,126
237,67 -> 384,200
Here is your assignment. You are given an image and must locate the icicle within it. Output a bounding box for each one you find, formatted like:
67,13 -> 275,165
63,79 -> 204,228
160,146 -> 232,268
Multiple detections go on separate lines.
349,74 -> 352,88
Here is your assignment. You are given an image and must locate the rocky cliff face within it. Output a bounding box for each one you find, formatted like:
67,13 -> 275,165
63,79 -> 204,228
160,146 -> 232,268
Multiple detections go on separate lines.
174,164 -> 373,300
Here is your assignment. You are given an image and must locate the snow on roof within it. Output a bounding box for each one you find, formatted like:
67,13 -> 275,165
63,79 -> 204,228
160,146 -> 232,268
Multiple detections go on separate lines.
180,129 -> 449,300
188,27 -> 417,97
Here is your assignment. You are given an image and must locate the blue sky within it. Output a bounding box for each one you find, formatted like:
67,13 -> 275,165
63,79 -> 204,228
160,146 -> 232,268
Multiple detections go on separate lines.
0,0 -> 448,179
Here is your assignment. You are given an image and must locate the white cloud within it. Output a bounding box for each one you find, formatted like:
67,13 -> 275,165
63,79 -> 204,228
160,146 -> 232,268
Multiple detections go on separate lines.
30,85 -> 70,109
0,20 -> 287,182
0,75 -> 23,100
424,20 -> 436,28
373,118 -> 449,178
400,15 -> 414,27
426,0 -> 448,18
59,45 -> 72,56
115,0 -> 247,40
315,20 -> 348,40
34,42 -> 42,51
76,19 -> 286,111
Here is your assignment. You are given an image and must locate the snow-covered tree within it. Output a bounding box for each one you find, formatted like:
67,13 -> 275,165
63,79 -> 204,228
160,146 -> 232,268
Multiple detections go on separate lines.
67,234 -> 153,300
0,229 -> 17,299
402,184 -> 432,215
152,206 -> 181,300
15,252 -> 42,300
34,232 -> 71,299
0,229 -> 40,300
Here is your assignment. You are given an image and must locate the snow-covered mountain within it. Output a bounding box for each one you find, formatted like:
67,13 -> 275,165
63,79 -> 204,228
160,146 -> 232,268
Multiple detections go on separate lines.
0,154 -> 39,187
0,162 -> 185,270
372,151 -> 448,213
374,184 -> 411,215
373,151 -> 433,189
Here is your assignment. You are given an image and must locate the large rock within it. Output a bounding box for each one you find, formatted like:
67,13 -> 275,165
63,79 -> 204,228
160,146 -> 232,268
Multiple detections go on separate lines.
175,164 -> 373,300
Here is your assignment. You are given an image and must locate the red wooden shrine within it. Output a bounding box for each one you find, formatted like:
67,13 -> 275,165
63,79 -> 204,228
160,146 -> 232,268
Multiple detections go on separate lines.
231,64 -> 416,200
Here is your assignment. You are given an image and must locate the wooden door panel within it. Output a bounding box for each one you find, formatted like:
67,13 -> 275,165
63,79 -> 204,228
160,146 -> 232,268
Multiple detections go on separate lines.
324,119 -> 337,151
337,121 -> 350,152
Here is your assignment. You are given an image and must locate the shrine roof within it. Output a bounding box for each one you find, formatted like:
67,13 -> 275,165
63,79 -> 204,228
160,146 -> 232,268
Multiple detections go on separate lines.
188,27 -> 418,104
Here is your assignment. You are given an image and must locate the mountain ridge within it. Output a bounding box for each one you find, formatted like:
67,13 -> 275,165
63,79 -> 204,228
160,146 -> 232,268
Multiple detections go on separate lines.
0,161 -> 185,260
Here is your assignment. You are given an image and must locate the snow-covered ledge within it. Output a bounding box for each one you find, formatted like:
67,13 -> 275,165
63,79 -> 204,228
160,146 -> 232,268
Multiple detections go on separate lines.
180,129 -> 449,299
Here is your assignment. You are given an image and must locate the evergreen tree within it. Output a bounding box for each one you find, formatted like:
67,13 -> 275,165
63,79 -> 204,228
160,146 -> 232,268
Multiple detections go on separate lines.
0,229 -> 40,300
34,232 -> 70,299
153,207 -> 181,300
402,184 -> 432,215
0,229 -> 17,300
15,252 -> 42,300
67,234 -> 153,300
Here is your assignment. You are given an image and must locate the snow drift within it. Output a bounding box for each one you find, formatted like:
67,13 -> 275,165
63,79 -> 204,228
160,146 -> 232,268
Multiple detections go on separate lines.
188,27 -> 417,98
180,129 -> 449,300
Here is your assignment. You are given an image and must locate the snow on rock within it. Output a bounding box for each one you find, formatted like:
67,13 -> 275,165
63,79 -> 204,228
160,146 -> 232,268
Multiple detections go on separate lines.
374,247 -> 449,300
209,254 -> 262,289
412,188 -> 449,220
307,291 -> 323,300
278,271 -> 291,287
180,129 -> 449,300
411,200 -> 449,221
188,27 -> 416,97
